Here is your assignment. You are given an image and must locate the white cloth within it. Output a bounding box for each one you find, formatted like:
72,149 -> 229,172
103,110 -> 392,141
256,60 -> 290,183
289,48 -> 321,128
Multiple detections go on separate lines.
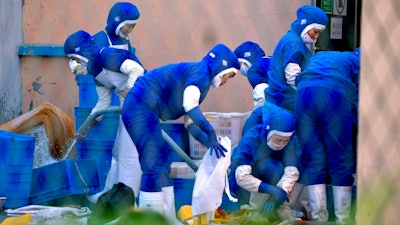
192,136 -> 233,216
5,205 -> 91,225
95,69 -> 128,96
114,117 -> 142,196
89,117 -> 142,202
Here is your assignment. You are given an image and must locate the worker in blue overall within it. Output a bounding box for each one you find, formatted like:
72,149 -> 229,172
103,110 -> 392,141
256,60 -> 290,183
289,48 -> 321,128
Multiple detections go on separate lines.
234,41 -> 271,110
89,2 -> 145,202
229,102 -> 300,221
261,6 -> 329,218
294,48 -> 360,224
121,43 -> 239,224
92,2 -> 141,53
64,30 -> 145,204
264,5 -> 328,113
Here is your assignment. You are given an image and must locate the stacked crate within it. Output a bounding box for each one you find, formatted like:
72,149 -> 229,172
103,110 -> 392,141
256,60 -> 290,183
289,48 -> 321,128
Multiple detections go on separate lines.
74,74 -> 121,189
188,112 -> 250,159
0,130 -> 35,209
30,159 -> 100,205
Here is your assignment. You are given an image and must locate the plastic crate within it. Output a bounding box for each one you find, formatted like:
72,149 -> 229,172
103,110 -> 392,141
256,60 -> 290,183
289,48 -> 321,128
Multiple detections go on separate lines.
0,130 -> 35,209
161,122 -> 190,162
75,74 -> 120,108
188,112 -> 250,159
76,140 -> 114,190
30,159 -> 100,205
74,107 -> 120,142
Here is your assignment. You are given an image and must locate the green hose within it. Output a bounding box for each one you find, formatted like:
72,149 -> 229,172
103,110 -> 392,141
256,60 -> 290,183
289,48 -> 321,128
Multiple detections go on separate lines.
64,106 -> 199,171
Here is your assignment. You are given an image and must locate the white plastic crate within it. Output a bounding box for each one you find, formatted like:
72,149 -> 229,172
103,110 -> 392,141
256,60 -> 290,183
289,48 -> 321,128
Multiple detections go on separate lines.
170,162 -> 199,179
189,112 -> 250,159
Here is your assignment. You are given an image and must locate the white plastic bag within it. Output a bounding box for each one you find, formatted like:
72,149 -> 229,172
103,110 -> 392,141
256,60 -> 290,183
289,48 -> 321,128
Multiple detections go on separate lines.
191,136 -> 235,216
87,117 -> 142,203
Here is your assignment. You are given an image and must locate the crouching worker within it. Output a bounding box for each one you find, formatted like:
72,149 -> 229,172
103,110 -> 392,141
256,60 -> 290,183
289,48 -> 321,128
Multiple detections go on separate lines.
229,102 -> 300,222
121,43 -> 239,224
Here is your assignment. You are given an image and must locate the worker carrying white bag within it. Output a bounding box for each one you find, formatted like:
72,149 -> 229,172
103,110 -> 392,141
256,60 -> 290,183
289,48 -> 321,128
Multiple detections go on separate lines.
192,136 -> 237,224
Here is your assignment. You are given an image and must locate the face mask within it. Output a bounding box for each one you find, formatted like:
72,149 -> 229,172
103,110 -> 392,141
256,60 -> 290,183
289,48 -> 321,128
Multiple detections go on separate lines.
118,30 -> 128,39
69,59 -> 80,73
69,59 -> 87,74
80,60 -> 87,68
267,138 -> 286,151
240,64 -> 250,76
211,74 -> 223,88
301,33 -> 316,44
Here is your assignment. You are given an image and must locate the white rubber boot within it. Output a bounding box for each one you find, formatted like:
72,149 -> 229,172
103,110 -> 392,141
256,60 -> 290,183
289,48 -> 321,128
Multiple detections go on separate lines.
139,191 -> 164,213
162,186 -> 183,225
332,186 -> 353,224
307,184 -> 328,221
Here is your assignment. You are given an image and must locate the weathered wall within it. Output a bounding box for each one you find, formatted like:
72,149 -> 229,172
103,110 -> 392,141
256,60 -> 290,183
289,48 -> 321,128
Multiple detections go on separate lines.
0,0 -> 23,123
17,0 -> 309,120
356,0 -> 400,224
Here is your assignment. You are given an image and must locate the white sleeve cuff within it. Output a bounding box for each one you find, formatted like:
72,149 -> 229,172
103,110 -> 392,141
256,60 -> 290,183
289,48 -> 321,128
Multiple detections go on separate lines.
252,83 -> 268,109
119,59 -> 145,89
235,165 -> 262,193
276,166 -> 299,194
183,85 -> 201,112
285,63 -> 301,89
91,85 -> 113,121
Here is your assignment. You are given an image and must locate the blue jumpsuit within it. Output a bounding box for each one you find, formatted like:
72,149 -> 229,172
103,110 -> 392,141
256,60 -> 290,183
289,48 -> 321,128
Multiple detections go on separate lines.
246,57 -> 271,89
264,5 -> 328,112
121,44 -> 239,192
230,103 -> 298,204
91,2 -> 143,66
294,50 -> 360,186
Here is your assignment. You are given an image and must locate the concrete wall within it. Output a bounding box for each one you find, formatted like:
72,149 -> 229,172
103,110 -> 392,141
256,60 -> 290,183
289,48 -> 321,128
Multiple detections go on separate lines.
12,0 -> 309,120
356,0 -> 400,224
0,0 -> 23,124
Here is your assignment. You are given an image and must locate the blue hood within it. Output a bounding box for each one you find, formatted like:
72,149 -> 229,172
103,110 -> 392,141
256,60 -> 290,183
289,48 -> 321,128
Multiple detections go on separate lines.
64,30 -> 93,56
262,102 -> 296,138
106,2 -> 140,36
202,43 -> 239,80
234,41 -> 265,66
64,30 -> 103,76
290,5 -> 329,35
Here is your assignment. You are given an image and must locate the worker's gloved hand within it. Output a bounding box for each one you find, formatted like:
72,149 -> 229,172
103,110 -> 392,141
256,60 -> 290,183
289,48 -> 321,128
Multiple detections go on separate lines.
207,132 -> 227,158
75,120 -> 97,141
74,132 -> 86,141
259,183 -> 288,206
186,106 -> 227,158
260,199 -> 276,217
